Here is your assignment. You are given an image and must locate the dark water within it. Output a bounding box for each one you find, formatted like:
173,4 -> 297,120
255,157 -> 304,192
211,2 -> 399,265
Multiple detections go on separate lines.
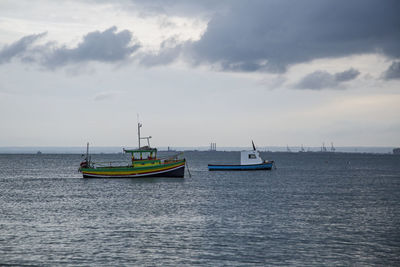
1,152 -> 399,266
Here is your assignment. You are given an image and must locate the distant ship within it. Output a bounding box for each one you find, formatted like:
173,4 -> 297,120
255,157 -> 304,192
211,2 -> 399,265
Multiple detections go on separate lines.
79,123 -> 186,178
299,144 -> 305,153
393,148 -> 400,154
208,141 -> 274,171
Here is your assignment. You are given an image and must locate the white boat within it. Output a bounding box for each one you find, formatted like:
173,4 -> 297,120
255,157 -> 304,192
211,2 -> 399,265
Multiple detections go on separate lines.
208,141 -> 274,171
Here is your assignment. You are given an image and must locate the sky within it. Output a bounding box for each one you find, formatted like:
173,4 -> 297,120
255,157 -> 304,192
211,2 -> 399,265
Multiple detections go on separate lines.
0,0 -> 399,148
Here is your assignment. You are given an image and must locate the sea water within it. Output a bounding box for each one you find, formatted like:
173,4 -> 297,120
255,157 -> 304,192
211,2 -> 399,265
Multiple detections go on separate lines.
0,152 -> 399,266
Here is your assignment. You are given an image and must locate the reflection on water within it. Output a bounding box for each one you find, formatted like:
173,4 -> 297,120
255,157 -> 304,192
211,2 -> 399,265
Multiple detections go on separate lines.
0,152 -> 399,265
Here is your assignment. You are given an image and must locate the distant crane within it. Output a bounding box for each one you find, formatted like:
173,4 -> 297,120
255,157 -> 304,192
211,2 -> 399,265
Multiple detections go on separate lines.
330,142 -> 336,152
321,142 -> 327,152
286,145 -> 292,152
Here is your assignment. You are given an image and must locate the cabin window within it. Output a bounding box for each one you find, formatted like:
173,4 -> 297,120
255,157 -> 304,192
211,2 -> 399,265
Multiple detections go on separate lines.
248,154 -> 256,159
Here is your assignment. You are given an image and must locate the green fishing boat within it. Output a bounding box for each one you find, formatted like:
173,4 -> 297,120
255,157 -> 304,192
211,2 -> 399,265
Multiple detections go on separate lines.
79,123 -> 185,178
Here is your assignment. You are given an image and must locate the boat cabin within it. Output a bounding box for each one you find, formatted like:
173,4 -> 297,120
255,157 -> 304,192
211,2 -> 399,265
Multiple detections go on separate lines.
123,147 -> 161,167
240,150 -> 263,165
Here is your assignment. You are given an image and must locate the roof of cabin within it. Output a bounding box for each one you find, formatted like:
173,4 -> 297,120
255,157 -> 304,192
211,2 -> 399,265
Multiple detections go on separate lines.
123,147 -> 157,153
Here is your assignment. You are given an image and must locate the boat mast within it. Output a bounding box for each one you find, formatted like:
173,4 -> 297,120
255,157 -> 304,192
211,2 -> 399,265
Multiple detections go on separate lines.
138,122 -> 142,149
85,142 -> 90,164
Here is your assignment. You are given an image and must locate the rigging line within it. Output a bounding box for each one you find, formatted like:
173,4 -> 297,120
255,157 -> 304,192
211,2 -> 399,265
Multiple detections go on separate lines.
185,160 -> 192,178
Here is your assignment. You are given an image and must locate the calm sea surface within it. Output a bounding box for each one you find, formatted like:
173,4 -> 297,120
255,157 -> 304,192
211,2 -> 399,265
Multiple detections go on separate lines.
1,152 -> 399,266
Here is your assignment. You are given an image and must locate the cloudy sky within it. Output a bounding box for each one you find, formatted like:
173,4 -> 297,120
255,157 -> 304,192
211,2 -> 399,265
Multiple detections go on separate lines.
0,0 -> 399,148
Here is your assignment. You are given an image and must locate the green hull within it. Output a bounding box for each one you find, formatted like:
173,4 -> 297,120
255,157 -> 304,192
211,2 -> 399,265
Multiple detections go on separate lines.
80,159 -> 185,178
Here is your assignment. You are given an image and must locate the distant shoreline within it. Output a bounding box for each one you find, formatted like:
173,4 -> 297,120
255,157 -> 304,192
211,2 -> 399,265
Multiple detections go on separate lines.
0,146 -> 396,154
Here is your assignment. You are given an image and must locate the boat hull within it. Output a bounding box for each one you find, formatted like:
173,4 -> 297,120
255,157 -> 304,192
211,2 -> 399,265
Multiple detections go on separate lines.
208,161 -> 274,171
80,160 -> 185,178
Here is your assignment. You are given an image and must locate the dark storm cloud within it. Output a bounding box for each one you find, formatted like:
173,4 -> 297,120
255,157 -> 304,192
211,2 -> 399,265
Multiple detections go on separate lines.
185,0 -> 400,72
42,26 -> 140,68
0,32 -> 46,64
334,69 -> 361,82
382,61 -> 400,80
296,71 -> 336,90
296,68 -> 360,90
2,1 -> 399,73
0,27 -> 140,68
